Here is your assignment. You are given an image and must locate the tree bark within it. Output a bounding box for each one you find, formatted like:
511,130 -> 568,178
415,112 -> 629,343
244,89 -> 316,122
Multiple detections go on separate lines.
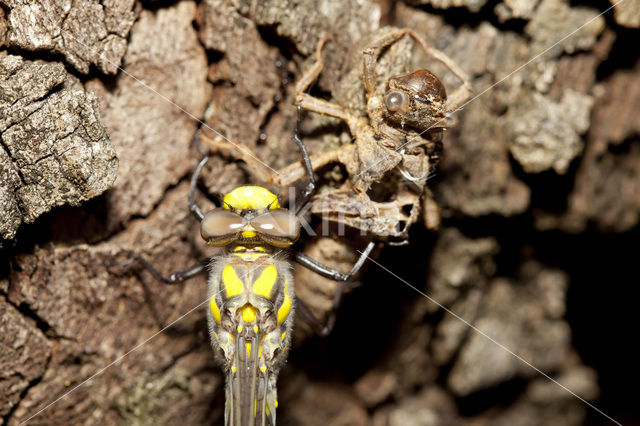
1,0 -> 638,425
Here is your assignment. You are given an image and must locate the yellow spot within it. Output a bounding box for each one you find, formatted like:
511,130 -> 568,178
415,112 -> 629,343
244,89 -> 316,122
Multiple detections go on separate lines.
231,366 -> 237,373
241,305 -> 257,323
222,265 -> 244,297
252,265 -> 278,297
253,325 -> 259,333
64,380 -> 71,387
258,345 -> 263,358
260,366 -> 266,373
210,298 -> 221,323
275,400 -> 279,408
234,251 -> 268,261
277,278 -> 291,324
237,325 -> 243,333
281,332 -> 286,341
213,332 -> 218,339
242,230 -> 257,238
223,186 -> 280,211
233,245 -> 267,253
246,342 -> 252,357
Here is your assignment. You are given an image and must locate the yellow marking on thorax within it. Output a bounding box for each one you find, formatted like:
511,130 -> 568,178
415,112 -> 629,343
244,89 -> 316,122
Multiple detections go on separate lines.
210,297 -> 221,323
241,305 -> 257,323
246,342 -> 252,357
252,265 -> 278,297
277,278 -> 291,324
242,230 -> 257,238
232,252 -> 268,261
233,245 -> 267,252
223,186 -> 280,210
222,265 -> 244,297
232,245 -> 270,261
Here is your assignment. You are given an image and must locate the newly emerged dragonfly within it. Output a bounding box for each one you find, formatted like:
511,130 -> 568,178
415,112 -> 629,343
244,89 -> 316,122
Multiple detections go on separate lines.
118,127 -> 374,425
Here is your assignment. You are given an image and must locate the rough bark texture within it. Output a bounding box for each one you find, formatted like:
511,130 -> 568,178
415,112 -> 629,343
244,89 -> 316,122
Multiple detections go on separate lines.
1,0 -> 639,425
0,0 -> 136,74
0,55 -> 117,245
611,0 -> 640,28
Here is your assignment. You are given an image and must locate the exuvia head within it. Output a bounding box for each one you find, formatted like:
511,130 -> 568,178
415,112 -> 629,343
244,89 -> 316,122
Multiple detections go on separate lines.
383,69 -> 448,130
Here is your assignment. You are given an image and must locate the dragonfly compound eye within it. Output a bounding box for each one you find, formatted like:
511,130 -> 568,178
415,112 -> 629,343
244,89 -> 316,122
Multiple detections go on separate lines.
200,209 -> 247,246
250,209 -> 301,247
384,89 -> 408,113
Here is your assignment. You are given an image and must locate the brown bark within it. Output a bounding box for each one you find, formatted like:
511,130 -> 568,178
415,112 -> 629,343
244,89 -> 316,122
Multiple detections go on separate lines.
1,0 -> 638,425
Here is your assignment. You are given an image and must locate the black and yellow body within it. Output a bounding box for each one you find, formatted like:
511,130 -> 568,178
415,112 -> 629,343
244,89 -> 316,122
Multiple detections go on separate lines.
127,130 -> 375,425
203,186 -> 298,426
